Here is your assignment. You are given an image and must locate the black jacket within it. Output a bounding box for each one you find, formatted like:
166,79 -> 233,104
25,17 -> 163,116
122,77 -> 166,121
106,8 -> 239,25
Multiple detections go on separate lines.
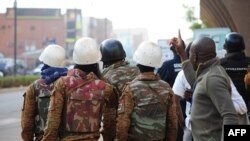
220,52 -> 250,110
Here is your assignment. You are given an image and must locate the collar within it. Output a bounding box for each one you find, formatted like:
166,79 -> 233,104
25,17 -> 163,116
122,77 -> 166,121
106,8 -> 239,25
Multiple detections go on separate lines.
108,60 -> 129,69
173,54 -> 181,60
102,61 -> 129,75
225,52 -> 246,59
136,72 -> 160,81
196,57 -> 220,77
67,68 -> 97,80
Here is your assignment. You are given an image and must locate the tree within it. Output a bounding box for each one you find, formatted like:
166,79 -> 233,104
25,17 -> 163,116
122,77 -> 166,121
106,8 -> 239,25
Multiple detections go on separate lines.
183,4 -> 207,31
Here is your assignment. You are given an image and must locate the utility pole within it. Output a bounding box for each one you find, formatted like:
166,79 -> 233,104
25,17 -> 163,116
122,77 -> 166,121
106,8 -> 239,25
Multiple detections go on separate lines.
13,0 -> 17,76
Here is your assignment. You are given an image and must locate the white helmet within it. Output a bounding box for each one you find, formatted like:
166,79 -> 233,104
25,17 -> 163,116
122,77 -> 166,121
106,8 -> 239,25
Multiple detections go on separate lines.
73,37 -> 102,65
39,44 -> 66,68
133,41 -> 163,68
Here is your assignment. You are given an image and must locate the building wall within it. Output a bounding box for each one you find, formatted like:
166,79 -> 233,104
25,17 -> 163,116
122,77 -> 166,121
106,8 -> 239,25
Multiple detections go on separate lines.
86,17 -> 113,44
62,16 -> 113,62
200,0 -> 250,56
0,9 -> 65,58
223,0 -> 250,56
0,8 -> 65,69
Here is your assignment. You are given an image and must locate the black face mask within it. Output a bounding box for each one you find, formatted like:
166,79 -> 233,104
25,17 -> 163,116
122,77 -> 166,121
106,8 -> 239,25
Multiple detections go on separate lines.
41,64 -> 50,71
103,59 -> 123,68
137,64 -> 154,73
74,64 -> 102,79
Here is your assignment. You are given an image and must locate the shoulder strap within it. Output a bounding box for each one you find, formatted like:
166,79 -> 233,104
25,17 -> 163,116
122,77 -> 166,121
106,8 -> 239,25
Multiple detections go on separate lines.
146,82 -> 169,141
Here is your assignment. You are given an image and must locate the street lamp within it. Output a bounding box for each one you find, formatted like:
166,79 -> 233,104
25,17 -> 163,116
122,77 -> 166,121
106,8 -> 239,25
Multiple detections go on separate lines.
13,0 -> 17,76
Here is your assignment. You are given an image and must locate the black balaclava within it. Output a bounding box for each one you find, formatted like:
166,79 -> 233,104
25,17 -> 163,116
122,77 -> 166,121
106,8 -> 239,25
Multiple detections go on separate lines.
103,59 -> 124,68
74,63 -> 102,79
137,64 -> 154,73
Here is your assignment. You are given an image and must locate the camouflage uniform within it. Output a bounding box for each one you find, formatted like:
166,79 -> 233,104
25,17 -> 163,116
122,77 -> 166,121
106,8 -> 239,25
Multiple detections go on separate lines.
102,61 -> 139,97
21,79 -> 54,141
42,69 -> 117,141
116,72 -> 178,141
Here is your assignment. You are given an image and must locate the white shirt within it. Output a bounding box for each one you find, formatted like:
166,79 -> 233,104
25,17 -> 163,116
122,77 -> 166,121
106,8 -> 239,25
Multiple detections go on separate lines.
230,80 -> 247,115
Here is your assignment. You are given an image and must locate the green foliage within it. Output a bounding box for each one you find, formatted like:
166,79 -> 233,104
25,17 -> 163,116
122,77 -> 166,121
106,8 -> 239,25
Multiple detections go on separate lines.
183,4 -> 207,31
0,75 -> 39,88
190,22 -> 202,31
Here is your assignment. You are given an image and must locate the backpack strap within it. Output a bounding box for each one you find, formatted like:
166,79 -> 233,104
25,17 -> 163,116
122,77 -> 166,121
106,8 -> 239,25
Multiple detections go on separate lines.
146,83 -> 170,141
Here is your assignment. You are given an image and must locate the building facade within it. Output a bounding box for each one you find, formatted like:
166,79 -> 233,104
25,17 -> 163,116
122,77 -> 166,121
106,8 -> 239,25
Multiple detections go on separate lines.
83,17 -> 113,44
63,16 -> 113,63
0,7 -> 121,70
200,0 -> 250,56
0,8 -> 65,68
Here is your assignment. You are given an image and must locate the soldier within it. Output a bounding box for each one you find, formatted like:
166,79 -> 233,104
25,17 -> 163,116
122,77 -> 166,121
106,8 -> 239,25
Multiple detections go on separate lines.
220,32 -> 250,117
42,37 -> 117,141
116,41 -> 178,141
21,44 -> 67,141
100,39 -> 139,97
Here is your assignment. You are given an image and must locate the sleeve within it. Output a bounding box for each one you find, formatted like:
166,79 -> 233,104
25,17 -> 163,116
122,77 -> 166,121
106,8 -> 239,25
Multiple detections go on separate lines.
172,70 -> 186,97
21,84 -> 36,141
115,85 -> 134,141
165,90 -> 178,141
42,79 -> 65,141
206,75 -> 239,125
182,60 -> 196,88
102,84 -> 118,141
230,80 -> 247,115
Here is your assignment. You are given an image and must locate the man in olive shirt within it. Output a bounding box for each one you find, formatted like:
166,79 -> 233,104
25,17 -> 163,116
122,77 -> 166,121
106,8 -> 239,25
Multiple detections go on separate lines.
170,32 -> 239,141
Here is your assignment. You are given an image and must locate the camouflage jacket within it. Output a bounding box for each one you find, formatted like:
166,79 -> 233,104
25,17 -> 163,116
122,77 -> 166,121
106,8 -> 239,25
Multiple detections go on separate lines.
42,69 -> 118,141
102,61 -> 139,97
21,79 -> 54,141
116,72 -> 178,141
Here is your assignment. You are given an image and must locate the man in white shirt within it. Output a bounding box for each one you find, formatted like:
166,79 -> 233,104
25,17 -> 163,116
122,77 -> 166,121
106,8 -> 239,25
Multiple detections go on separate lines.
172,70 -> 192,141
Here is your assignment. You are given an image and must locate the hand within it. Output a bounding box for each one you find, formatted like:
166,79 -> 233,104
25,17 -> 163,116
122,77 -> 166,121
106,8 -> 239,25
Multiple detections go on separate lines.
178,113 -> 185,128
169,30 -> 183,48
184,89 -> 193,102
169,29 -> 188,61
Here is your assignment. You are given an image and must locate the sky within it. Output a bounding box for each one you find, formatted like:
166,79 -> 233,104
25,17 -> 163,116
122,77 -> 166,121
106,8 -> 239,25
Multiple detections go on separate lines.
0,0 -> 200,42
